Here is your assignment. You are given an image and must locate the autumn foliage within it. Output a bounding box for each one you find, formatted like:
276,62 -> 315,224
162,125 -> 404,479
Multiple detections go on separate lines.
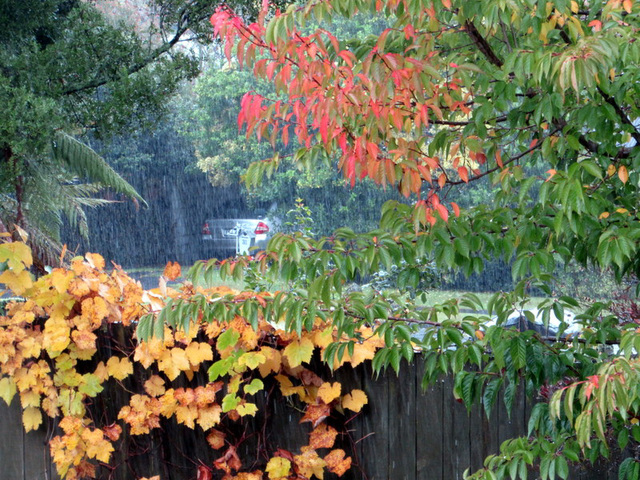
0,240 -> 377,480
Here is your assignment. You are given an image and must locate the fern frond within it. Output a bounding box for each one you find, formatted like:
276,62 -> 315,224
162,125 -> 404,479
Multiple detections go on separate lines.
51,131 -> 147,207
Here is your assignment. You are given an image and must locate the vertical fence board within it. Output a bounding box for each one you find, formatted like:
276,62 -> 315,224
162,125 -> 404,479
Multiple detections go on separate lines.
451,387 -> 471,480
416,377 -> 443,480
24,428 -> 53,480
358,363 -> 389,480
441,376 -> 456,480
0,399 -> 25,480
388,360 -> 417,480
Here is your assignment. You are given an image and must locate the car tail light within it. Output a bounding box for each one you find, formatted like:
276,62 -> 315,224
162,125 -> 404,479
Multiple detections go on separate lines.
202,222 -> 211,235
254,222 -> 269,234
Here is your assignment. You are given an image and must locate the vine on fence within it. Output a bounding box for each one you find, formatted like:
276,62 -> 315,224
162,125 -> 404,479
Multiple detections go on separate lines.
0,240 -> 379,480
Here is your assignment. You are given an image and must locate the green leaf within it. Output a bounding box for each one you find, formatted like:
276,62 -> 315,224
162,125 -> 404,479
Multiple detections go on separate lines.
217,328 -> 240,351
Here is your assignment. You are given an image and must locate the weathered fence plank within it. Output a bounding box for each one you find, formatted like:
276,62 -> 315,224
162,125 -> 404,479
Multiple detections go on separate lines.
416,377 -> 444,480
0,400 -> 26,480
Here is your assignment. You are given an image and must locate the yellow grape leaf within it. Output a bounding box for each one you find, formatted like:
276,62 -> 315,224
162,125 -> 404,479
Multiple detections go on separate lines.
324,449 -> 352,476
20,390 -> 41,408
94,361 -> 109,382
82,428 -> 114,463
283,337 -> 314,368
342,390 -> 368,413
235,472 -> 262,480
0,377 -> 17,405
43,316 -> 71,354
309,424 -> 338,450
312,327 -> 333,349
23,406 -> 42,432
185,342 -> 214,368
317,382 -> 341,404
258,347 -> 282,377
84,252 -> 105,270
275,374 -> 304,398
173,347 -> 192,370
0,269 -> 33,295
347,342 -> 377,367
206,429 -> 226,449
607,164 -> 616,176
107,356 -> 134,380
238,351 -> 266,370
198,404 -> 222,430
176,404 -> 199,429
163,261 -> 181,281
265,457 -> 292,480
619,165 -> 629,184
0,241 -> 33,271
144,375 -> 166,397
236,402 -> 258,417
71,329 -> 97,351
294,447 -> 326,480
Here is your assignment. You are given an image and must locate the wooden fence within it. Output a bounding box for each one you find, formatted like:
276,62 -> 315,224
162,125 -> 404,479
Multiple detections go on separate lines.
0,359 -> 621,480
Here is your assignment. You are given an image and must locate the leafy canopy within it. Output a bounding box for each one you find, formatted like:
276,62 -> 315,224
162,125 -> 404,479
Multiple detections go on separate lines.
0,0 -> 229,267
205,0 -> 640,479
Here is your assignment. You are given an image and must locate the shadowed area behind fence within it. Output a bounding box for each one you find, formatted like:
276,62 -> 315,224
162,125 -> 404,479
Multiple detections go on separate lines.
0,358 -> 621,480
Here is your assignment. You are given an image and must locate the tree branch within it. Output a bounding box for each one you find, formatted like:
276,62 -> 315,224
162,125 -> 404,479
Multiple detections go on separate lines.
597,86 -> 640,146
62,6 -> 210,97
464,20 -> 503,68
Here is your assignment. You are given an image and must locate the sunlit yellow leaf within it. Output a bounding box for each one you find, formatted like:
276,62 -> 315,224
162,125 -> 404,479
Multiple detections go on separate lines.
185,342 -> 214,368
144,375 -> 166,397
317,382 -> 341,404
0,377 -> 17,405
283,337 -> 314,368
237,402 -> 258,417
266,457 -> 292,480
22,406 -> 42,432
342,390 -> 368,413
107,356 -> 134,380
198,404 -> 222,430
258,346 -> 282,377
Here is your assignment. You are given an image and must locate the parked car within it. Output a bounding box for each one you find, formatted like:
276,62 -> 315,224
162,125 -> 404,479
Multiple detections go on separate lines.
486,307 -> 581,338
201,208 -> 278,258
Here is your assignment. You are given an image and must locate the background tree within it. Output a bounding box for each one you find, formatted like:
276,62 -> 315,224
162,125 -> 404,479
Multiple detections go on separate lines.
0,0 -> 252,269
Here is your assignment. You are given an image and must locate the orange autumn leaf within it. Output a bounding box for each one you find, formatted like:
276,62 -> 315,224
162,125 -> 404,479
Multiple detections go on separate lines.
324,449 -> 352,476
85,252 -> 105,270
342,390 -> 368,413
309,424 -> 338,449
300,403 -> 331,428
163,261 -> 182,281
619,165 -> 629,184
317,382 -> 341,404
206,429 -> 226,450
294,446 -> 326,480
103,423 -> 122,442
